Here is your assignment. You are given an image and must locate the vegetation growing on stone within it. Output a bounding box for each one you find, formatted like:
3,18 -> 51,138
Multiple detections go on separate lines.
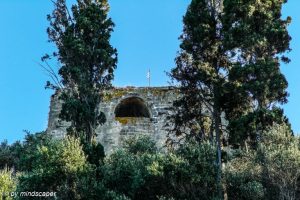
102,87 -> 176,102
115,117 -> 139,125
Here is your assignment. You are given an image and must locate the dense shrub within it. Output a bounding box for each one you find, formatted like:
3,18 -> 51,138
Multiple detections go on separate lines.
225,152 -> 264,200
1,125 -> 299,200
0,168 -> 16,200
18,131 -> 51,171
159,141 -> 219,199
258,124 -> 300,200
0,141 -> 22,170
102,150 -> 149,198
0,141 -> 15,170
82,140 -> 105,167
0,131 -> 51,171
101,138 -> 218,200
226,124 -> 300,200
16,136 -> 88,200
123,135 -> 157,154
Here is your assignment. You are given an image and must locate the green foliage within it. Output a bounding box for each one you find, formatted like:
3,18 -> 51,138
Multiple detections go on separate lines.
0,141 -> 18,170
16,136 -> 88,200
227,107 -> 292,147
104,192 -> 131,200
169,0 -> 227,142
226,124 -> 300,200
82,140 -> 105,167
18,131 -> 51,171
258,124 -> 300,200
14,135 -> 126,200
0,132 -> 50,171
101,137 -> 219,200
170,0 -> 291,146
0,3 -> 295,200
102,150 -> 148,198
101,137 -> 159,199
222,0 -> 291,146
223,0 -> 291,61
0,169 -> 16,200
45,0 -> 117,143
225,151 -> 264,200
170,141 -> 218,199
170,2 -> 291,197
101,136 -> 165,199
124,135 -> 157,154
1,127 -> 298,199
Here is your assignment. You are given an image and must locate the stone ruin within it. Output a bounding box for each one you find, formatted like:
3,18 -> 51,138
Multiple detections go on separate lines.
47,86 -> 178,154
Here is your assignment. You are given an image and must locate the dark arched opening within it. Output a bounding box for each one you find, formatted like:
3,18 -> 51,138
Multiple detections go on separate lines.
115,97 -> 150,118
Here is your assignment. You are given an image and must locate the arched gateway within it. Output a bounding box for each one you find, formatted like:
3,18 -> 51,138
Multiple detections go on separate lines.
47,87 -> 178,154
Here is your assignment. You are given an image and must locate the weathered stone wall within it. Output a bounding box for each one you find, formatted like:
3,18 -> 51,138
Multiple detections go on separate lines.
47,87 -> 178,154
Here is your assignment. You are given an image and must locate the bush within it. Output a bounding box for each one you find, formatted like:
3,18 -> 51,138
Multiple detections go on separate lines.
82,140 -> 105,167
225,153 -> 264,200
101,137 -> 219,200
0,168 -> 16,200
0,132 -> 51,172
0,141 -> 14,170
226,124 -> 300,200
17,131 -> 51,171
124,135 -> 157,154
80,136 -> 220,200
0,141 -> 22,170
102,136 -> 168,199
10,126 -> 298,199
102,150 -> 147,198
16,136 -> 88,200
258,124 -> 300,200
169,141 -> 219,200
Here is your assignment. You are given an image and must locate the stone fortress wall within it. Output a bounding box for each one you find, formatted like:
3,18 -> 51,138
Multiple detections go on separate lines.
47,87 -> 178,154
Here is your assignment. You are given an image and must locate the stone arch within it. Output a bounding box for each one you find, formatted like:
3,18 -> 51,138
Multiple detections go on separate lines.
114,97 -> 150,118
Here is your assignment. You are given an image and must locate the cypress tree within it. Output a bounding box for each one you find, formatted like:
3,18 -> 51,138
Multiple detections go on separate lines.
43,0 -> 117,144
170,0 -> 291,197
170,0 -> 228,197
222,0 -> 292,147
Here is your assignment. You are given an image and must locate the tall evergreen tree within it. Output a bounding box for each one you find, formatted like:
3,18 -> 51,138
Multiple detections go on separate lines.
170,0 -> 229,197
43,0 -> 117,144
222,0 -> 292,147
170,0 -> 291,197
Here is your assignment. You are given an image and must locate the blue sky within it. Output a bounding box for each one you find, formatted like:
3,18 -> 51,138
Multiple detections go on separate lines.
0,0 -> 299,143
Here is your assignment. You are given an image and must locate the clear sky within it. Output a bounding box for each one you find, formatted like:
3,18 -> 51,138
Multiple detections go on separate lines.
0,0 -> 299,143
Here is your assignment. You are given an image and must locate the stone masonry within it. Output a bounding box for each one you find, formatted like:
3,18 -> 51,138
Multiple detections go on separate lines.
47,86 -> 178,154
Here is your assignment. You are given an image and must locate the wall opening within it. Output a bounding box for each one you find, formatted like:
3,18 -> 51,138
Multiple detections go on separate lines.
115,97 -> 150,118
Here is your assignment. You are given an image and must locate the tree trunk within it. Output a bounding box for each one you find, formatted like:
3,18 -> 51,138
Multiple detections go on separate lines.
213,86 -> 223,200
